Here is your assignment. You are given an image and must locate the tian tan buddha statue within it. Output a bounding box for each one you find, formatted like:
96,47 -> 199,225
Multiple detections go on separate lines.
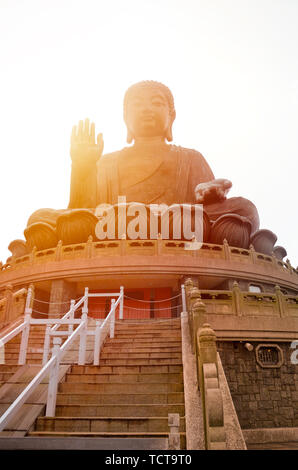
10,80 -> 284,258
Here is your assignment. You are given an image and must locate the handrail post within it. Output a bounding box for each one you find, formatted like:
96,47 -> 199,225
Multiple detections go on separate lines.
68,299 -> 75,335
46,337 -> 62,417
119,286 -> 124,320
18,287 -> 33,365
42,325 -> 51,366
110,299 -> 116,339
184,278 -> 194,312
78,288 -> 88,365
181,284 -> 187,312
94,321 -> 101,366
188,287 -> 201,353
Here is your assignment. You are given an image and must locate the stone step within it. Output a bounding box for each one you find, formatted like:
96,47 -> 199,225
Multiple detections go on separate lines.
65,372 -> 183,384
98,358 -> 182,366
103,346 -> 182,353
56,392 -> 185,406
0,436 -> 168,450
0,365 -> 19,372
115,329 -> 181,339
3,346 -> 45,353
28,430 -> 186,447
69,364 -> 183,375
59,381 -> 183,394
35,416 -> 186,433
55,403 -> 185,417
11,334 -> 45,341
3,353 -> 44,359
4,359 -> 42,365
0,372 -> 16,381
106,338 -> 181,345
100,352 -> 182,360
114,327 -> 181,334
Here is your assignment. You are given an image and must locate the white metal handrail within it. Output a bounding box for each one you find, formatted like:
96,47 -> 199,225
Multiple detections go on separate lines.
0,317 -> 86,431
42,294 -> 87,365
0,321 -> 26,346
93,292 -> 123,365
0,286 -> 33,357
0,286 -> 124,428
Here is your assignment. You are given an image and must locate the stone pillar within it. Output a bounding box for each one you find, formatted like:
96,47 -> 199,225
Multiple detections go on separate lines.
48,280 -> 77,318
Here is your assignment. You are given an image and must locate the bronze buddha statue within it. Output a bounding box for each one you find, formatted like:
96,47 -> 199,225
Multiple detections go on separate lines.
19,80 -> 281,257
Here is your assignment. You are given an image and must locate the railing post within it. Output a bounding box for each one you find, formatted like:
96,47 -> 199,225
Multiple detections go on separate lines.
184,278 -> 194,312
18,287 -> 33,365
42,325 -> 51,366
249,244 -> 257,264
46,337 -> 62,417
68,299 -> 75,335
78,288 -> 88,366
30,246 -> 37,265
120,235 -> 126,256
232,281 -> 242,316
94,321 -> 101,366
275,285 -> 285,318
223,239 -> 230,260
4,284 -> 13,323
119,286 -> 124,320
157,233 -> 163,255
55,240 -> 63,261
110,299 -> 116,339
181,284 -> 187,312
286,258 -> 293,274
86,235 -> 94,258
188,287 -> 201,353
192,299 -> 207,353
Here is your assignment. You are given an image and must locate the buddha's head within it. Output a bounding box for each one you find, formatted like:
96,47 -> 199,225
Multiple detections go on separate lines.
123,81 -> 176,143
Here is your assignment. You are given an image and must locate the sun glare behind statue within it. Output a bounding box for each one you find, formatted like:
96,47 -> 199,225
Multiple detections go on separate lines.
0,0 -> 297,264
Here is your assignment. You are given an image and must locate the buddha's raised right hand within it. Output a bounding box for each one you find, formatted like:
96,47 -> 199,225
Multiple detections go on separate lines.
70,118 -> 104,164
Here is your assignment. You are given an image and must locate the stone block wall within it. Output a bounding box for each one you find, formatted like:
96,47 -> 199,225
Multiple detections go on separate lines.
218,341 -> 298,429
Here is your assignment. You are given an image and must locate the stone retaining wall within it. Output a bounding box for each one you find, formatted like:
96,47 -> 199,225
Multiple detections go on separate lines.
218,341 -> 298,428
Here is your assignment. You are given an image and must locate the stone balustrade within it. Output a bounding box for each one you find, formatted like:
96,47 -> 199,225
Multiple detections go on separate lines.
0,284 -> 33,328
1,238 -> 297,281
198,284 -> 298,318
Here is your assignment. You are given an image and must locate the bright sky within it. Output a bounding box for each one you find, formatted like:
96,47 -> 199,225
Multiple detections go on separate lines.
0,0 -> 297,265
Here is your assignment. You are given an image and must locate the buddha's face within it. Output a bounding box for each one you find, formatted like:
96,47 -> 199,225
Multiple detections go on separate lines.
125,86 -> 171,140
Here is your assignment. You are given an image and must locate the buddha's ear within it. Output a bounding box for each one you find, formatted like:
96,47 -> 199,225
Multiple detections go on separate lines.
126,129 -> 134,144
166,123 -> 173,142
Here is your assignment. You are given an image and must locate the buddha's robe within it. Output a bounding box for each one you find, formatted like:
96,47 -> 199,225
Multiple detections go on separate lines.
27,143 -> 259,233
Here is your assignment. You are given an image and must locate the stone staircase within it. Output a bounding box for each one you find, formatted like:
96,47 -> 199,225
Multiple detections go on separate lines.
28,318 -> 186,448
